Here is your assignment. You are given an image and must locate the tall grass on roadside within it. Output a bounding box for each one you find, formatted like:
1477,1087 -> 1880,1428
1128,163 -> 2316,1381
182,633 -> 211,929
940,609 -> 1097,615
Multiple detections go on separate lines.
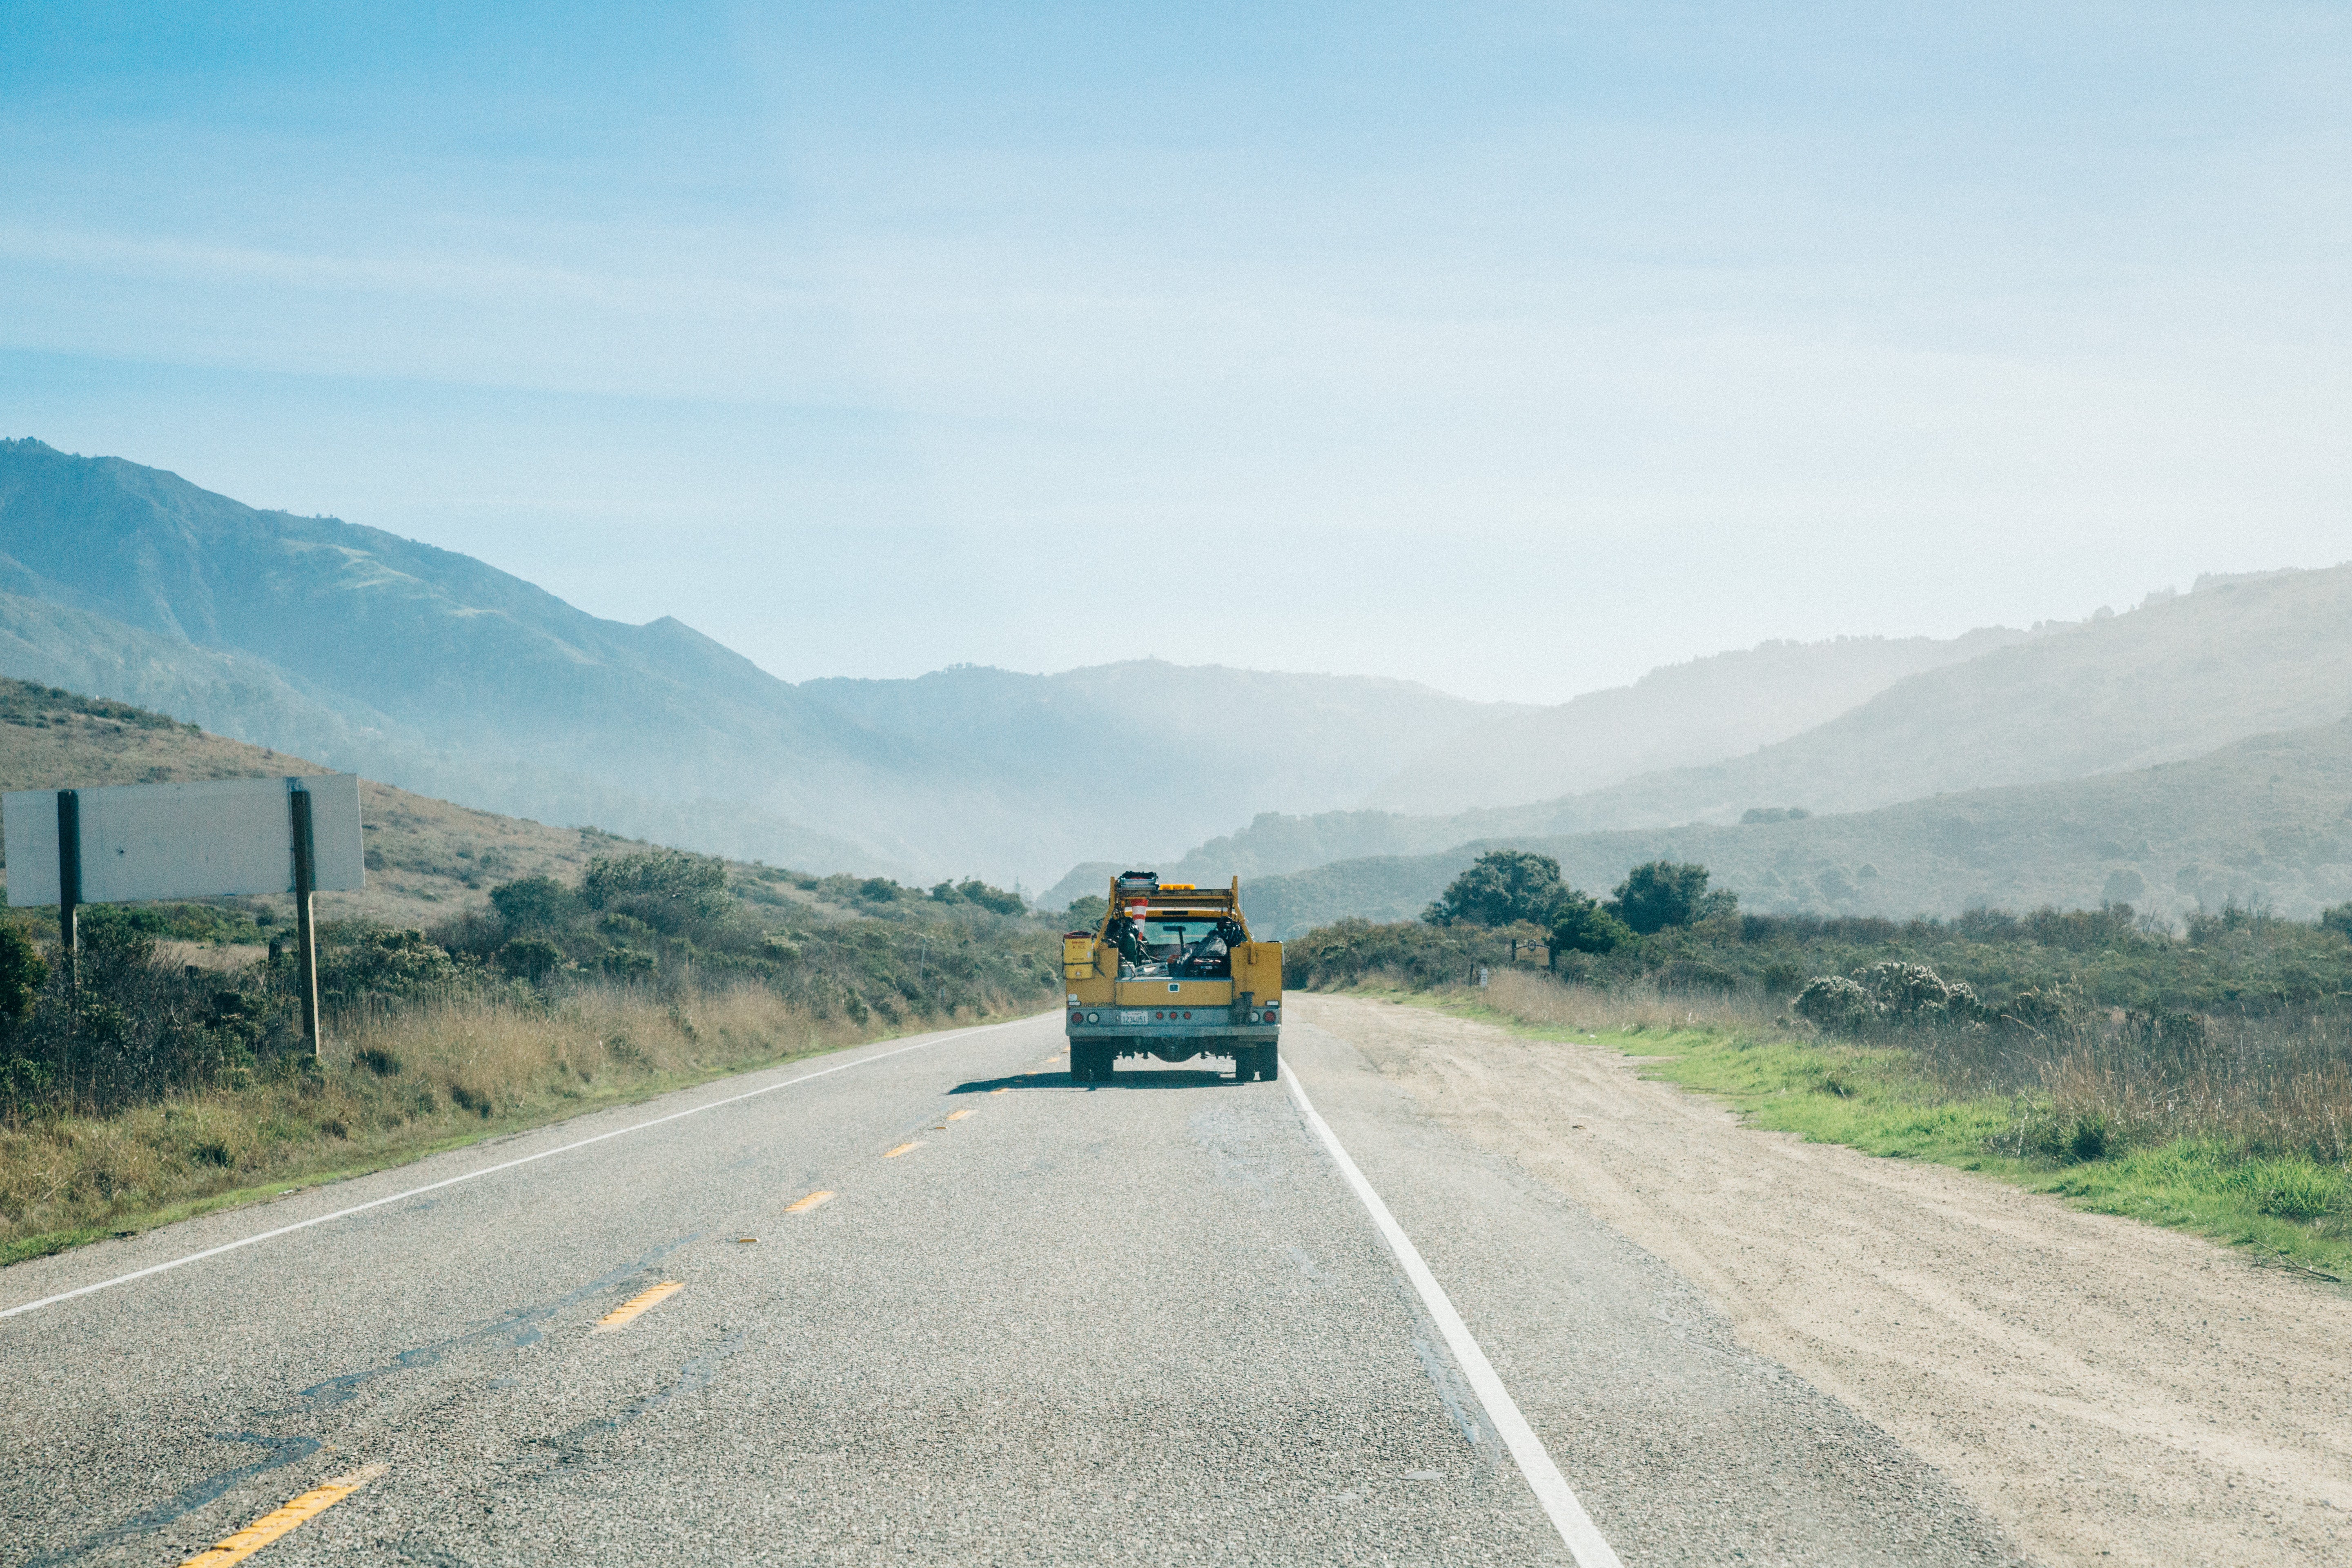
1371,963 -> 2352,1171
0,977 -> 1027,1265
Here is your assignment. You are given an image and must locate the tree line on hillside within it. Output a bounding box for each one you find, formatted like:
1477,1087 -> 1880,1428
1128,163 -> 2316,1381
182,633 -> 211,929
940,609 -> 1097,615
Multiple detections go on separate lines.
1301,847 -> 2352,1030
1291,860 -> 2352,1178
0,849 -> 1057,1117
1420,849 -> 1734,954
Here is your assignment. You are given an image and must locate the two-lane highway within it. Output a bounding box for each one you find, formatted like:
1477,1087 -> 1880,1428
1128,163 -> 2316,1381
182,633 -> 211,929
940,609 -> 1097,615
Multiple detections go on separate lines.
2,1011 -> 2023,1565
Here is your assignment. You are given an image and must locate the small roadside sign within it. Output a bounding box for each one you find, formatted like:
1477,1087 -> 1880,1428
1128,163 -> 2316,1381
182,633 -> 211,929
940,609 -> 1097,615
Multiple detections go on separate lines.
1,774 -> 365,1055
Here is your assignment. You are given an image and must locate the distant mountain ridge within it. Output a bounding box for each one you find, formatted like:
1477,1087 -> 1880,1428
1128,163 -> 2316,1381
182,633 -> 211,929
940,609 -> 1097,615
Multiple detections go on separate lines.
1232,715 -> 2352,936
0,439 -> 1518,884
1065,564 -> 2352,907
1361,625 -> 2034,814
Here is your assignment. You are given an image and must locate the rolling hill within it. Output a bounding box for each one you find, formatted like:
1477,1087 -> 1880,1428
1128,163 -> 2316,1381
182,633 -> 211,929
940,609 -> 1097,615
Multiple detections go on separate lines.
0,439 -> 1518,886
1229,716 -> 2352,936
1360,626 -> 2033,814
1087,564 -> 2352,904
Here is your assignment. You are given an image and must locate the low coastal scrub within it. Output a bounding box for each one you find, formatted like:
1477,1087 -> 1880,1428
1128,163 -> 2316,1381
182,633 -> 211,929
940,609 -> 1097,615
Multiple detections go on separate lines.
1301,900 -> 2352,1277
0,849 -> 1058,1263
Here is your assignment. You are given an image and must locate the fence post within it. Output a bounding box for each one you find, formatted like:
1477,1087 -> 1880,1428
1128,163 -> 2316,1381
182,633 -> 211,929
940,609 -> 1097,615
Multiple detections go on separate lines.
55,788 -> 78,996
290,783 -> 321,1057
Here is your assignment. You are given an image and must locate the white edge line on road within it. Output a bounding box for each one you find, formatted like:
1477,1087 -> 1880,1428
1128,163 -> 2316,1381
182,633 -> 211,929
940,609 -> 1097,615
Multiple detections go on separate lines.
2,1013 -> 1049,1322
1281,1060 -> 1624,1568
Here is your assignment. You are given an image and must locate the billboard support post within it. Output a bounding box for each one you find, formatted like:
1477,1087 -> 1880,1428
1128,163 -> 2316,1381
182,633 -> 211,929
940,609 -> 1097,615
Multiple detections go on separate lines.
55,788 -> 78,993
290,784 -> 321,1056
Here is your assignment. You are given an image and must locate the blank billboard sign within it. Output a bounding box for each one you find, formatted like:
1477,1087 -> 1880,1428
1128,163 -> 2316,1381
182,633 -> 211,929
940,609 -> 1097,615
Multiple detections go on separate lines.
3,774 -> 364,906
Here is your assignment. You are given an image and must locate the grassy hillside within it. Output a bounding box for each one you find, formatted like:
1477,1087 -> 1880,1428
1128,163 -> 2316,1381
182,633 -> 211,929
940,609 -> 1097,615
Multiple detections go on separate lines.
1361,626 -> 2031,814
0,440 -> 1517,885
0,675 -> 1056,938
0,678 -> 1063,1262
1234,717 -> 2352,935
1125,566 -> 2352,895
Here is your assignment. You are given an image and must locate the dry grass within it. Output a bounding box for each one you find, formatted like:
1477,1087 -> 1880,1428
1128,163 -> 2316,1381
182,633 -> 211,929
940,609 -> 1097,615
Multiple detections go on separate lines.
0,980 -> 1024,1264
1473,966 -> 1783,1038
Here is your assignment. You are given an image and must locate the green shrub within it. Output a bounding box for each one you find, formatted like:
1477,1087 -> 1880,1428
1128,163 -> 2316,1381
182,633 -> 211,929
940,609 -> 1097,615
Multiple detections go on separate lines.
1793,975 -> 1878,1031
495,937 -> 565,982
0,927 -> 47,1022
490,875 -> 579,932
930,878 -> 1027,915
581,850 -> 729,925
1424,850 -> 1566,928
1609,861 -> 1736,935
318,929 -> 462,1007
1550,890 -> 1632,955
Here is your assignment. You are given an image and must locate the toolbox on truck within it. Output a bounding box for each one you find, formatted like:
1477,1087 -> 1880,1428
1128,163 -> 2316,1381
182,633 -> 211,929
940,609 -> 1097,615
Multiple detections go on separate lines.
1062,871 -> 1281,1084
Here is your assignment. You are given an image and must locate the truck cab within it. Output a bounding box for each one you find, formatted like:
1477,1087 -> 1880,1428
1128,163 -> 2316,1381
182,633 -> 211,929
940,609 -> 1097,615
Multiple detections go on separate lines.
1062,871 -> 1282,1083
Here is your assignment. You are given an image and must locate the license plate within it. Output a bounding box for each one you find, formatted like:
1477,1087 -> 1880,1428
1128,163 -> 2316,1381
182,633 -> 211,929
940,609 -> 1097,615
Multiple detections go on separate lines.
1119,1011 -> 1148,1024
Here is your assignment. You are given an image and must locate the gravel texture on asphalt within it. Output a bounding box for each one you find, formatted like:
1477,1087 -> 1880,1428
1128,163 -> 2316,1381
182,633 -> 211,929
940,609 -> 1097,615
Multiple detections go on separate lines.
3,1011 -> 2022,1565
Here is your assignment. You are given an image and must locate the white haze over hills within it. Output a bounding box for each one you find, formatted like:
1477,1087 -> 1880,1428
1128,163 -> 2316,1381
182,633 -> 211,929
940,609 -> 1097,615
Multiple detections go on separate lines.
1363,627 -> 2037,815
0,439 -> 1538,887
1049,566 -> 2352,913
8,437 -> 2343,923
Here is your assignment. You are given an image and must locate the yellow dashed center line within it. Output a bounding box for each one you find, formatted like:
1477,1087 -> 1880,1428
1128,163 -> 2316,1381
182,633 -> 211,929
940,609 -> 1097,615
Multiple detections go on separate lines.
595,1280 -> 684,1330
882,1140 -> 922,1158
946,1107 -> 976,1122
178,1463 -> 387,1567
784,1189 -> 835,1213
990,1087 -> 1009,1095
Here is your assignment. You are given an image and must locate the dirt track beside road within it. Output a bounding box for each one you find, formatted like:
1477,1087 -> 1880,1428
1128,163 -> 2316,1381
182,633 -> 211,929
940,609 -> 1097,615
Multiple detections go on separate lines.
1298,993 -> 2352,1568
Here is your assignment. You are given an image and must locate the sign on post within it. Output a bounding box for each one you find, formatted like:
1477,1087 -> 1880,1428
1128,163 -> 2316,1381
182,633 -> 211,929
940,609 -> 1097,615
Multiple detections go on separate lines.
2,774 -> 365,1054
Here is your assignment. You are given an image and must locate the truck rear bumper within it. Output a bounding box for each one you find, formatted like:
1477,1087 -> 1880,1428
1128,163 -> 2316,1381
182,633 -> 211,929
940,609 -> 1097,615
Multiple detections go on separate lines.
1066,1021 -> 1279,1062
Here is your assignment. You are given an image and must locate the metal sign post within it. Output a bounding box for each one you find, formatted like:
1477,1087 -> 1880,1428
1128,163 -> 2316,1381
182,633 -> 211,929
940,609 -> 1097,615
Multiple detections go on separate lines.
55,788 -> 78,993
289,785 -> 322,1055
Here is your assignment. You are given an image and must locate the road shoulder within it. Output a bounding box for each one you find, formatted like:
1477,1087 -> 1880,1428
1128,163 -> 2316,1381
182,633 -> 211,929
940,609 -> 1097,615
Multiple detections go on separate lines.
1296,992 -> 2352,1568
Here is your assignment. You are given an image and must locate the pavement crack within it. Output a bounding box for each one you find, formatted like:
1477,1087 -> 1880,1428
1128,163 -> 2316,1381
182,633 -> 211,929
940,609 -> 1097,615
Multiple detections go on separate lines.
523,1326 -> 751,1472
22,1236 -> 697,1567
19,1432 -> 321,1568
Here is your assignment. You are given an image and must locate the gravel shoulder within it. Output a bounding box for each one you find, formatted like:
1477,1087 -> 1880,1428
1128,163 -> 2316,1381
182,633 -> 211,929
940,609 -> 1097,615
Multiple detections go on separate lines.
1296,993 -> 2352,1568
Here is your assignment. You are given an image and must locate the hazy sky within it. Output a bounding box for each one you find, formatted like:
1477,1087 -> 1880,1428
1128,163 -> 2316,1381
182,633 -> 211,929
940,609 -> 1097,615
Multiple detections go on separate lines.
3,2 -> 2345,704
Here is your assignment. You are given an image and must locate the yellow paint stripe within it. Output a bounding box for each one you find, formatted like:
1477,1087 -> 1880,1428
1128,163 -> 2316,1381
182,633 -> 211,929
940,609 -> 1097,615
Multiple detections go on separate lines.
178,1463 -> 387,1567
595,1280 -> 684,1330
784,1189 -> 834,1214
946,1107 -> 976,1122
882,1140 -> 921,1158
990,1087 -> 1010,1096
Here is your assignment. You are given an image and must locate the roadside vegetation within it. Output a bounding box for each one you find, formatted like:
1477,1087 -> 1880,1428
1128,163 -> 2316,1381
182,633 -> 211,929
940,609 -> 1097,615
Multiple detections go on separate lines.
1292,851 -> 2352,1278
0,849 -> 1058,1265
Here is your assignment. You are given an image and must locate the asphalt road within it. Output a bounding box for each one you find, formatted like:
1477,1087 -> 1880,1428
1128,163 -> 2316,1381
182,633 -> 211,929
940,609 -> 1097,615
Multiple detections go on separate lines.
2,1011 -> 2025,1566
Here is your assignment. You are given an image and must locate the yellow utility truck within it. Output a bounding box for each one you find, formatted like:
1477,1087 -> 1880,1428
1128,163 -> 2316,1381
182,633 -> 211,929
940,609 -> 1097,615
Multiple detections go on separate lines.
1062,871 -> 1282,1083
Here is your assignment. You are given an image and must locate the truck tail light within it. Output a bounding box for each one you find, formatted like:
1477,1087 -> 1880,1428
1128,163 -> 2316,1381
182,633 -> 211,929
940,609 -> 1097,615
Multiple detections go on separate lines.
1069,1011 -> 1081,1025
1086,1011 -> 1100,1024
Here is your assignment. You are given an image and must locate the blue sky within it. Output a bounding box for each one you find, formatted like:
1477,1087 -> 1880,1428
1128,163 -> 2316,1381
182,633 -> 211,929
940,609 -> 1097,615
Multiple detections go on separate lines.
2,2 -> 2345,702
